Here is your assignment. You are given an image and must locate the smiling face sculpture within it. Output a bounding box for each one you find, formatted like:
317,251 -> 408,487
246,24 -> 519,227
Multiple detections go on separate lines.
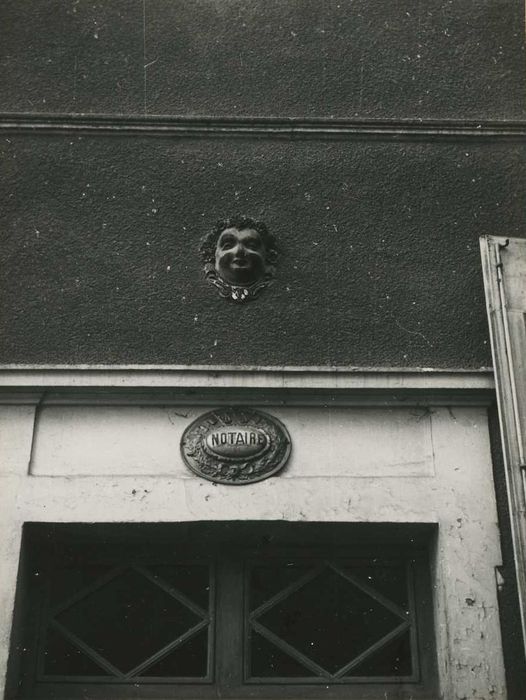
215,226 -> 266,286
201,216 -> 277,302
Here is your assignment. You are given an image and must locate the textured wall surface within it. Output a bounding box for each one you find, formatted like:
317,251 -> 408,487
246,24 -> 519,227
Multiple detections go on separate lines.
0,5 -> 524,697
1,135 -> 525,367
0,0 -> 524,120
29,406 -> 435,477
0,404 -> 507,698
0,0 -> 525,368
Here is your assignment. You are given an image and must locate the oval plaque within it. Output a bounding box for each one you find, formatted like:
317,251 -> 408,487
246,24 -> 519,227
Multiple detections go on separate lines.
204,425 -> 270,460
181,408 -> 291,485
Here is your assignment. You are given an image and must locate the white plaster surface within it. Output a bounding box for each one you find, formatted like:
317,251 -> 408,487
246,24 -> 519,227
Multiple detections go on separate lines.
0,403 -> 506,699
0,406 -> 35,700
0,407 -> 36,476
30,406 -> 434,478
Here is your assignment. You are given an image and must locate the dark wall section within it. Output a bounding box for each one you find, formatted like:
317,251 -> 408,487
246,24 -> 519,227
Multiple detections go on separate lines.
1,135 -> 525,367
1,0 -> 525,366
0,1 -> 145,116
0,0 -> 524,120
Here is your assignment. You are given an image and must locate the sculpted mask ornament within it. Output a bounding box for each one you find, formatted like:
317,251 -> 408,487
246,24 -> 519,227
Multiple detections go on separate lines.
201,216 -> 277,302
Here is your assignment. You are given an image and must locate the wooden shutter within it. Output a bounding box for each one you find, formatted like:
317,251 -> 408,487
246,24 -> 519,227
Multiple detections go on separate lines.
480,235 -> 526,653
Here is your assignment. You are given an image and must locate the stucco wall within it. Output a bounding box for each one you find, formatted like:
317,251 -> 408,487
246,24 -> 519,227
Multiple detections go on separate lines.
1,0 -> 524,120
0,400 -> 506,698
2,136 -> 526,367
1,0 -> 525,368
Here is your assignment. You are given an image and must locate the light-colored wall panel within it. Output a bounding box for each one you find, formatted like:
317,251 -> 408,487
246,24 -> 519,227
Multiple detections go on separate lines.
30,406 -> 434,478
0,406 -> 35,476
0,402 -> 506,699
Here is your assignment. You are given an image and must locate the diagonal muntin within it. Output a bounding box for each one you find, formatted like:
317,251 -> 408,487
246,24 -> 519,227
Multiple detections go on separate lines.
333,619 -> 412,678
51,614 -> 210,680
252,618 -> 411,681
249,564 -> 326,620
250,561 -> 409,624
50,566 -> 127,617
49,563 -> 211,679
328,562 -> 410,621
249,560 -> 412,680
132,564 -> 209,620
122,618 -> 209,679
51,563 -> 209,621
49,619 -> 126,679
250,620 -> 332,679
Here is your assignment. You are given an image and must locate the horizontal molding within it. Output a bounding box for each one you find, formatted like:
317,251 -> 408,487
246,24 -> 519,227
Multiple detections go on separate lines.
0,366 -> 495,406
0,364 -> 495,386
1,113 -> 526,139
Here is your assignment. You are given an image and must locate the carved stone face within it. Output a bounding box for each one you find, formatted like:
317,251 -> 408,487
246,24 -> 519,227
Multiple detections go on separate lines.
215,227 -> 266,286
